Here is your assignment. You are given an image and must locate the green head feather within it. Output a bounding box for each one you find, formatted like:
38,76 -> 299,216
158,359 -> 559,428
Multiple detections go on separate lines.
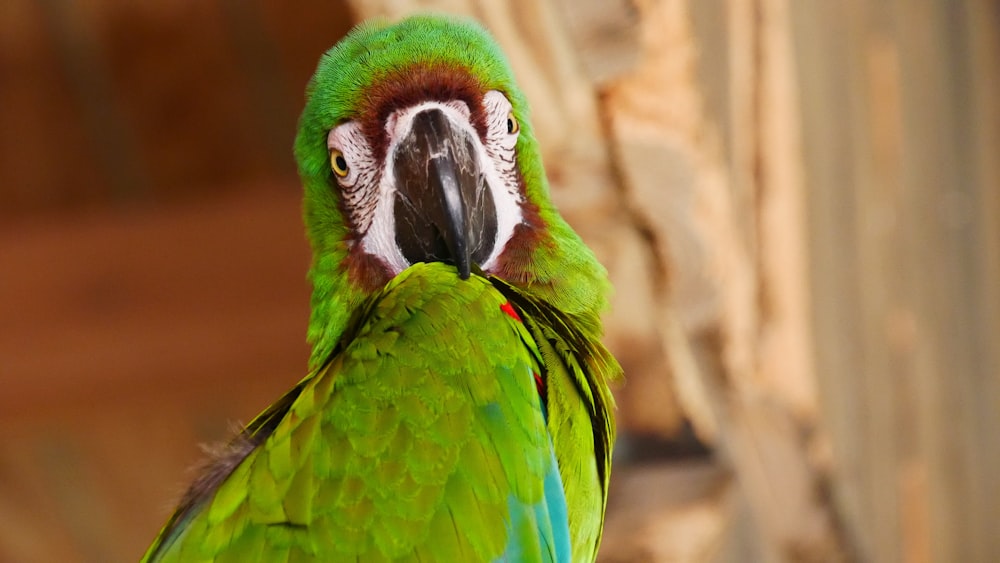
295,15 -> 610,369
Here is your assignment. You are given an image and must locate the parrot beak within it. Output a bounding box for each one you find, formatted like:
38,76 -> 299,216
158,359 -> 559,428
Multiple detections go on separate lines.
392,107 -> 497,280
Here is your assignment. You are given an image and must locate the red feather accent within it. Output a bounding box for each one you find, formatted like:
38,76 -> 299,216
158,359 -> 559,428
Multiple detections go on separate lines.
500,301 -> 521,322
533,372 -> 546,397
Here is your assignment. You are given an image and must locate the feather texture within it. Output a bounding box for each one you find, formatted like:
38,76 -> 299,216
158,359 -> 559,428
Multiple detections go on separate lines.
143,15 -> 621,563
144,263 -> 574,562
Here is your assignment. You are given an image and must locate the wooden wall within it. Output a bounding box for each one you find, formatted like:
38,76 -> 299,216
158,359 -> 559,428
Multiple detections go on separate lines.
0,0 -> 353,213
0,0 -> 997,561
794,1 -> 1000,561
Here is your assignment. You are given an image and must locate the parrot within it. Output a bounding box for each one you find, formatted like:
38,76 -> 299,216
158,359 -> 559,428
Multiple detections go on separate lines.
141,14 -> 620,563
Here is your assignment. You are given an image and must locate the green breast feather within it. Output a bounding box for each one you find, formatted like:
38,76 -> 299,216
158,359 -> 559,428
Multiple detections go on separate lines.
143,264 -> 615,562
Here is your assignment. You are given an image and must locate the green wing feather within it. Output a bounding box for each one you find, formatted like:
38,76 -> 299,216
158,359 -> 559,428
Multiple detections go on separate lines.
490,277 -> 620,562
142,263 -> 569,562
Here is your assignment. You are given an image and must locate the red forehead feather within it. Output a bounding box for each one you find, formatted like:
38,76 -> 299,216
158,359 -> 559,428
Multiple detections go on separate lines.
357,65 -> 490,161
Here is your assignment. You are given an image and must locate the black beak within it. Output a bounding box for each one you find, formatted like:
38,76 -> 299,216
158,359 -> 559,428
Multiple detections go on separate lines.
392,108 -> 497,279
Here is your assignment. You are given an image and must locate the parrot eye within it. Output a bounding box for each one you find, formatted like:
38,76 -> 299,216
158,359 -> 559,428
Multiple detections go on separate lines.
506,113 -> 519,135
331,149 -> 349,177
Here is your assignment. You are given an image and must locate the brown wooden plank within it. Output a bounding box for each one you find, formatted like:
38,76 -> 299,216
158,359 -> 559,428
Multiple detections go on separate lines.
0,185 -> 318,560
0,185 -> 312,417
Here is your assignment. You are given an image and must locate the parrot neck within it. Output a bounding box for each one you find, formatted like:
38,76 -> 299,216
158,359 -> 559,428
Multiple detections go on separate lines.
304,245 -> 372,371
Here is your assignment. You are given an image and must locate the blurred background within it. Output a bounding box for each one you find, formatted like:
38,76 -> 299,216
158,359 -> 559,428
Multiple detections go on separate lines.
0,0 -> 997,561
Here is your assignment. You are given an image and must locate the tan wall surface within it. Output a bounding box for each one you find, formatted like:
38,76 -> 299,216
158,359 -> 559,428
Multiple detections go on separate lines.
0,1 -> 996,561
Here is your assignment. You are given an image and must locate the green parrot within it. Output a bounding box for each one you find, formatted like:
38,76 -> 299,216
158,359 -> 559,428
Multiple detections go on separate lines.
142,14 -> 620,563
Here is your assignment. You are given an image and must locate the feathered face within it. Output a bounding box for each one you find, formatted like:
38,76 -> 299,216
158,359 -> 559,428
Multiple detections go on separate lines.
325,66 -> 535,283
297,17 -> 608,365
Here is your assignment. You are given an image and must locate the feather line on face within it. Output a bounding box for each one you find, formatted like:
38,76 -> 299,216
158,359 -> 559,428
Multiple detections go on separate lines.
327,92 -> 525,278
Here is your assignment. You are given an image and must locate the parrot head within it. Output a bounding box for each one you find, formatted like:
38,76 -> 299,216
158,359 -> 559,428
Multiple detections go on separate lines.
295,16 -> 610,366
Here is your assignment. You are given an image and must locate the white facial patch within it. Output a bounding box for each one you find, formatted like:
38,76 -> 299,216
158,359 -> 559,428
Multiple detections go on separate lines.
478,90 -> 524,270
358,94 -> 525,277
327,121 -> 380,235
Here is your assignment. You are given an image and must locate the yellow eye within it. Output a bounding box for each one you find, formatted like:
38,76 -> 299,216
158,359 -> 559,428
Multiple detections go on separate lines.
331,149 -> 349,177
506,112 -> 519,135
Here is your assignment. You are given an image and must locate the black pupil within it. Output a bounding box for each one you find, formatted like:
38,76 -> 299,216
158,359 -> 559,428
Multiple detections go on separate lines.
335,155 -> 347,171
506,118 -> 514,134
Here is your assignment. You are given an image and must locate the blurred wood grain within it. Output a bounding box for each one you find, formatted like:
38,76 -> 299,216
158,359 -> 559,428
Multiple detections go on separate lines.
794,1 -> 1000,561
1,0 -> 998,562
0,186 -> 312,561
